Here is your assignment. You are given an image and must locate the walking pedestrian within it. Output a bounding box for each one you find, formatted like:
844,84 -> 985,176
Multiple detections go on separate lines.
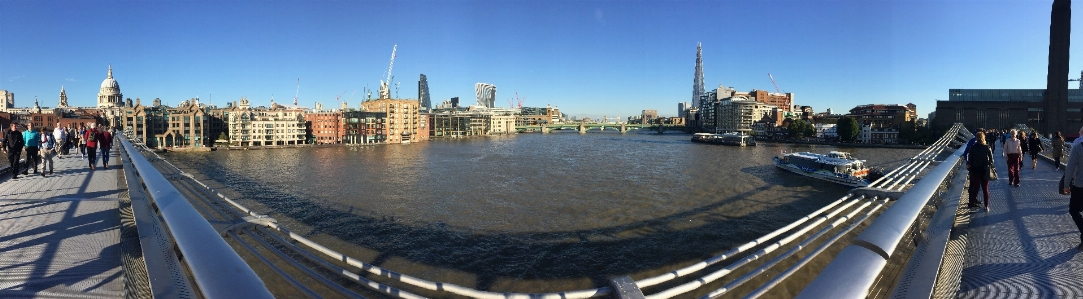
40,127 -> 55,175
85,123 -> 100,170
967,132 -> 995,212
1053,131 -> 1066,171
77,125 -> 87,159
53,123 -> 66,158
98,126 -> 112,169
1029,131 -> 1044,169
1004,129 -> 1023,187
1060,125 -> 1083,251
22,123 -> 41,176
66,126 -> 76,155
3,123 -> 23,179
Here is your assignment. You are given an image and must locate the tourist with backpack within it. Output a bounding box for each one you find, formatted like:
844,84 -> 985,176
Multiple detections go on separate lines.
41,127 -> 56,175
85,123 -> 101,170
98,126 -> 113,169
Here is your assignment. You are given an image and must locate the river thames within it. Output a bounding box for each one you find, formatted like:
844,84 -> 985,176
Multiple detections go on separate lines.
163,131 -> 924,297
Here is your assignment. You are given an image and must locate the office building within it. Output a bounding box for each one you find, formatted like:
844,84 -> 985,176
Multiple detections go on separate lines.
475,83 -> 496,108
419,74 -> 431,111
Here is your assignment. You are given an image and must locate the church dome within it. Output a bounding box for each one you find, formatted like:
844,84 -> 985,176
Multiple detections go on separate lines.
100,65 -> 119,90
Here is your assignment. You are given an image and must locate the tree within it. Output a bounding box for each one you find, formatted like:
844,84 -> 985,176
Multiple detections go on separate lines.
837,116 -> 860,142
787,119 -> 816,139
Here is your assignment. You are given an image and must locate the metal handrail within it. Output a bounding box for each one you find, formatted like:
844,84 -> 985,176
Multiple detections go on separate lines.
795,135 -> 968,299
120,137 -> 274,299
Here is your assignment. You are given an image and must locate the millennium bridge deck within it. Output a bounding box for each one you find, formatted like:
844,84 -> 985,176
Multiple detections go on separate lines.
0,149 -> 126,298
948,142 -> 1083,298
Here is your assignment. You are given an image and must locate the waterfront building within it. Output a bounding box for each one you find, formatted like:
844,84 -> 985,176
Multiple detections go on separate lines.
432,112 -> 473,137
227,97 -> 308,147
716,97 -> 778,134
342,111 -> 386,144
361,98 -> 427,144
305,110 -> 342,144
693,43 -> 705,109
932,89 -> 1083,135
121,99 -> 167,146
204,106 -> 231,145
847,103 -> 917,130
155,99 -> 210,147
475,83 -> 496,108
641,110 -> 659,124
419,74 -> 431,111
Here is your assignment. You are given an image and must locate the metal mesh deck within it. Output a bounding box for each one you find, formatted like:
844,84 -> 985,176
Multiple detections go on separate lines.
956,145 -> 1083,298
0,150 -> 125,298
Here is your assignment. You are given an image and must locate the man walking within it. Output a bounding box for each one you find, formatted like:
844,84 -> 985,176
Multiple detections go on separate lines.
22,123 -> 41,176
40,127 -> 56,175
53,123 -> 66,158
3,123 -> 23,179
99,126 -> 113,169
1061,125 -> 1083,251
85,123 -> 100,170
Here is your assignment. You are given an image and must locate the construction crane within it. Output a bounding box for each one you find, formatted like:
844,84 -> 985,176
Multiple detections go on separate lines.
293,78 -> 300,106
515,92 -> 525,108
380,45 -> 397,99
768,73 -> 781,94
335,90 -> 347,110
1070,70 -> 1083,89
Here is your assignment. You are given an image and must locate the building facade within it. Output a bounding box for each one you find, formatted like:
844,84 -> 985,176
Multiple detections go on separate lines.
342,111 -> 386,144
419,74 -> 431,111
306,111 -> 342,144
98,65 -> 123,108
933,89 -> 1083,135
361,99 -> 427,144
227,98 -> 308,147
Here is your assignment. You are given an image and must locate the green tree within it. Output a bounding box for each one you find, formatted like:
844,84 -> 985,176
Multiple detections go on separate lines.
787,119 -> 816,139
217,132 -> 228,142
837,116 -> 860,142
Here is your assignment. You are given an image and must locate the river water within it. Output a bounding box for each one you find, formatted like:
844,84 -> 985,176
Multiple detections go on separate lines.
163,131 -> 923,296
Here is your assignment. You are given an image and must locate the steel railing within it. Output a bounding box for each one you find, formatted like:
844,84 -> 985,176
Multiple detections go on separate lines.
795,125 -> 970,299
120,136 -> 274,299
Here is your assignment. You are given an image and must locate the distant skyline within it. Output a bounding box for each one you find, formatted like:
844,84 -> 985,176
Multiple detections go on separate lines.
2,1 -> 1083,120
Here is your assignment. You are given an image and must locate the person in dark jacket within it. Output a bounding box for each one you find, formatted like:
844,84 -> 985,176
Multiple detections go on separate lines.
3,123 -> 24,179
967,132 -> 995,211
1028,131 -> 1044,169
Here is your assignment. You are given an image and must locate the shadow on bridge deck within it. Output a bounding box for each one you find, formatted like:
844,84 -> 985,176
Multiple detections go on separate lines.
954,143 -> 1083,298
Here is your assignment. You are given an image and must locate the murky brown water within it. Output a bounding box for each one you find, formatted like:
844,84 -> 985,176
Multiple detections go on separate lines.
164,131 -> 923,296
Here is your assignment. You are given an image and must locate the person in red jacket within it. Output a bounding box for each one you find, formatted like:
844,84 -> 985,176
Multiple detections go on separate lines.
98,126 -> 113,169
84,123 -> 102,170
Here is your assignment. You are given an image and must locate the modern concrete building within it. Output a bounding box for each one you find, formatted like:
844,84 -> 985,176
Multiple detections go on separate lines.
716,97 -> 778,134
0,90 -> 13,111
641,110 -> 659,124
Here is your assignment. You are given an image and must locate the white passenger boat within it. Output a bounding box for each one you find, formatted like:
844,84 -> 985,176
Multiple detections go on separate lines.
772,151 -> 872,187
691,132 -> 756,146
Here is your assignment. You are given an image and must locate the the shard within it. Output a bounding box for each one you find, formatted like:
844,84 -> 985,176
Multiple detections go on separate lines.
693,43 -> 705,109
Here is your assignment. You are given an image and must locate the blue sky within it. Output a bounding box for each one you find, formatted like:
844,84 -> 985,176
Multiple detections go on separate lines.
1,0 -> 1080,119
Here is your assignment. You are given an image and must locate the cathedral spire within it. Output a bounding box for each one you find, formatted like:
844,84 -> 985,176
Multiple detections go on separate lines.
108,64 -> 113,79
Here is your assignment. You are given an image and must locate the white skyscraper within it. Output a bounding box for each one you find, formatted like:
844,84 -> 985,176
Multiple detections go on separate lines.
475,83 -> 496,108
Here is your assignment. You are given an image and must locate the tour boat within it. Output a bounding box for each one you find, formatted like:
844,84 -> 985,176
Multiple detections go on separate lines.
773,151 -> 872,187
691,132 -> 756,146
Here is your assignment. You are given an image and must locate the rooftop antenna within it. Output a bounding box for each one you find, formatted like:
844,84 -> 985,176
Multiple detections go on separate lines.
294,78 -> 300,106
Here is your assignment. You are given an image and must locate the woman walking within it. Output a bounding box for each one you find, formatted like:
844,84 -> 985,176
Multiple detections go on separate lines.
968,132 -> 995,211
1054,131 -> 1066,171
1005,129 -> 1023,187
77,124 -> 87,159
1029,131 -> 1044,169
